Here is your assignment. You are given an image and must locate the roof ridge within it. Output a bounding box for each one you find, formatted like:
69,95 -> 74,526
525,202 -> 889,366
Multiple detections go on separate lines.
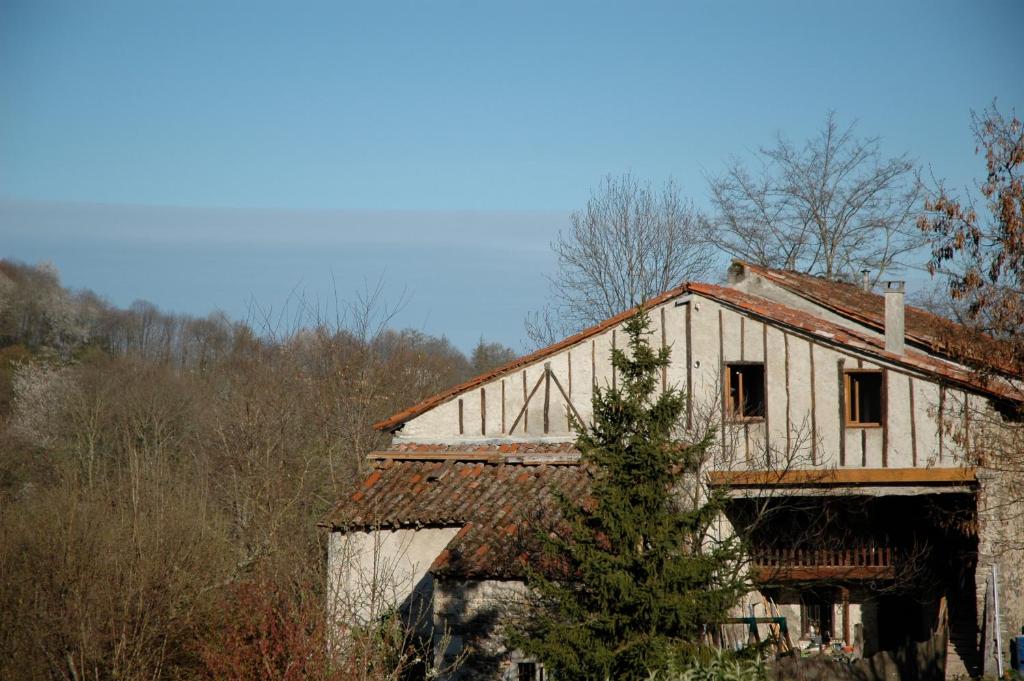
734,261 -> 1018,376
689,282 -> 1020,402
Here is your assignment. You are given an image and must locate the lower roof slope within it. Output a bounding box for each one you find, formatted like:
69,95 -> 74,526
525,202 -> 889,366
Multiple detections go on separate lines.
321,454 -> 588,579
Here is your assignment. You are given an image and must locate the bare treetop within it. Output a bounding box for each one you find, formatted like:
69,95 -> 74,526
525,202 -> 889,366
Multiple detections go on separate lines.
705,112 -> 925,283
526,173 -> 713,347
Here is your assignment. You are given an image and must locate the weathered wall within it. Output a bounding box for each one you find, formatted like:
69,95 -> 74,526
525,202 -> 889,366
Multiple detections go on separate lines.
396,292 -> 979,472
327,527 -> 460,628
976,469 -> 1024,671
432,579 -> 532,680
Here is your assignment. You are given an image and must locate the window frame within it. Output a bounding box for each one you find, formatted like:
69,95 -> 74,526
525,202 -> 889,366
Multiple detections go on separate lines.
517,661 -> 545,681
843,369 -> 885,428
725,361 -> 766,422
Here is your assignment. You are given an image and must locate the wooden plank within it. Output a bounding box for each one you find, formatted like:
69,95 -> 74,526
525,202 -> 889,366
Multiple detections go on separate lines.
567,350 -> 572,395
719,309 -> 726,455
523,370 -> 529,432
549,370 -> 585,429
591,340 -> 596,391
939,385 -> 946,463
660,306 -> 667,393
611,329 -> 617,390
881,370 -> 888,468
567,351 -> 573,430
784,331 -> 791,458
480,387 -> 486,435
964,392 -> 972,456
740,315 -> 746,360
841,587 -> 851,645
908,376 -> 917,467
510,370 -> 545,434
685,301 -> 693,429
371,451 -> 501,462
366,451 -> 579,464
809,342 -> 817,465
543,362 -> 551,434
753,565 -> 896,582
837,358 -> 846,466
708,466 -> 978,487
458,398 -> 464,435
763,322 -> 769,463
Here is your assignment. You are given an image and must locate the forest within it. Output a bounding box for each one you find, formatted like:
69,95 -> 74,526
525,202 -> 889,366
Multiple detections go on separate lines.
0,258 -> 514,680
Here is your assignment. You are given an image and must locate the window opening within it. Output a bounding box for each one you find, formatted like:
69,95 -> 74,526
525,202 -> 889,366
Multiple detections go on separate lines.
845,370 -> 883,426
517,662 -> 545,681
800,590 -> 834,643
726,363 -> 765,419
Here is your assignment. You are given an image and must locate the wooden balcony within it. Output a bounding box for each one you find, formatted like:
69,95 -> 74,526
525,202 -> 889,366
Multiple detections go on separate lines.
751,545 -> 897,582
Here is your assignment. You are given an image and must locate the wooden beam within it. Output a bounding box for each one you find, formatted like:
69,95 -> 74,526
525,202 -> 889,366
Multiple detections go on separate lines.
366,451 -> 580,464
509,370 -> 545,434
753,565 -> 896,582
708,467 -> 977,487
543,362 -> 551,434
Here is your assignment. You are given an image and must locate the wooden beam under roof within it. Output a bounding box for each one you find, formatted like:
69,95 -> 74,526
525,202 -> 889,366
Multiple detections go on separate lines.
708,467 -> 977,488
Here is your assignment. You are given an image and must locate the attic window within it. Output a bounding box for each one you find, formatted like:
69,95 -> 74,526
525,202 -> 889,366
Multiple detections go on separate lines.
726,363 -> 765,420
845,370 -> 883,426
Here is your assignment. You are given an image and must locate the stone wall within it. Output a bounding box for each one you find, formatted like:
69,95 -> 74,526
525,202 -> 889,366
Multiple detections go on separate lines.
432,578 -> 532,681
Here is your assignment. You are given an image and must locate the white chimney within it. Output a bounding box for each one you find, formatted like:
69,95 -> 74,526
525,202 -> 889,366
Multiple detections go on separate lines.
884,281 -> 905,354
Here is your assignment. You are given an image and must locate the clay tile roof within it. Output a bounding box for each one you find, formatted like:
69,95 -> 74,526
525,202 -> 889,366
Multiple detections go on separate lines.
737,262 -> 1019,376
320,459 -> 589,579
688,282 -> 1022,402
374,269 -> 1022,434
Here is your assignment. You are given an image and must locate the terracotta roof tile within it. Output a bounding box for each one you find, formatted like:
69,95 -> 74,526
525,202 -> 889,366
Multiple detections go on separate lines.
689,282 -> 1021,402
737,262 -> 1019,375
321,459 -> 588,579
373,268 -> 1022,433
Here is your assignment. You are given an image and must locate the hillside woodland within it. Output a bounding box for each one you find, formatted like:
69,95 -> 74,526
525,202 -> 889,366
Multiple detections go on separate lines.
0,259 -> 510,681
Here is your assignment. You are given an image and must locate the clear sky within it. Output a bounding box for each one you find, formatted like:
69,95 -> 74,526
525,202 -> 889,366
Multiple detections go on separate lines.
2,1 -> 1022,350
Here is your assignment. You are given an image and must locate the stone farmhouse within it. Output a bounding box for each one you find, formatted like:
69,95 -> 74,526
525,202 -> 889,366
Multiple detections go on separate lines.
322,261 -> 1024,680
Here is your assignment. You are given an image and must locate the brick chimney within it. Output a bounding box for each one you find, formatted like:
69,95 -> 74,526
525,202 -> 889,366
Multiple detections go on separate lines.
884,281 -> 905,354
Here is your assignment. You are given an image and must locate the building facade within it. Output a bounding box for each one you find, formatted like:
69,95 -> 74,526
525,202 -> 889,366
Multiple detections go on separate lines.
322,262 -> 1024,680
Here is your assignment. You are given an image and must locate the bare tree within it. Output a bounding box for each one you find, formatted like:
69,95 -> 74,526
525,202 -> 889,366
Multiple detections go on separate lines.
470,337 -> 517,374
526,173 -> 713,347
918,102 -> 1024,549
705,112 -> 925,283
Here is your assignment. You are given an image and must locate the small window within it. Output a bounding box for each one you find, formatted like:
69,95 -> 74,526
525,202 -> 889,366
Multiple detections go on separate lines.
726,363 -> 765,419
845,370 -> 883,426
800,591 -> 834,642
518,662 -> 545,681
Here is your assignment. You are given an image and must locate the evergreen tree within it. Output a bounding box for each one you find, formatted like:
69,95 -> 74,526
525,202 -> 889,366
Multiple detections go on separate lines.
511,310 -> 747,681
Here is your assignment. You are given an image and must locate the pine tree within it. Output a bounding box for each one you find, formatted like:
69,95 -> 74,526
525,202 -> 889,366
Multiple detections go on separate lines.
511,310 -> 748,681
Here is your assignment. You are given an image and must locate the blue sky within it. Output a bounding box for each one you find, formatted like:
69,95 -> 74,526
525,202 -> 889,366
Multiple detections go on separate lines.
2,1 -> 1022,350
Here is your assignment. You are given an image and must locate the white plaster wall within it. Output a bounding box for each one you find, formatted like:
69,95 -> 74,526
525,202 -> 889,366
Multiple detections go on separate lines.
886,371 -> 914,468
327,527 -> 460,626
812,343 -> 842,468
391,292 -> 1005,479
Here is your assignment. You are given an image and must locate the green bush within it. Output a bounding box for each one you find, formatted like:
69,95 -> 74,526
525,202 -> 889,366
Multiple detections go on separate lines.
651,649 -> 767,681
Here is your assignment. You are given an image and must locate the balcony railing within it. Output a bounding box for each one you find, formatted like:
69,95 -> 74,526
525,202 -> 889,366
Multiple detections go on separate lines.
751,544 -> 897,582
